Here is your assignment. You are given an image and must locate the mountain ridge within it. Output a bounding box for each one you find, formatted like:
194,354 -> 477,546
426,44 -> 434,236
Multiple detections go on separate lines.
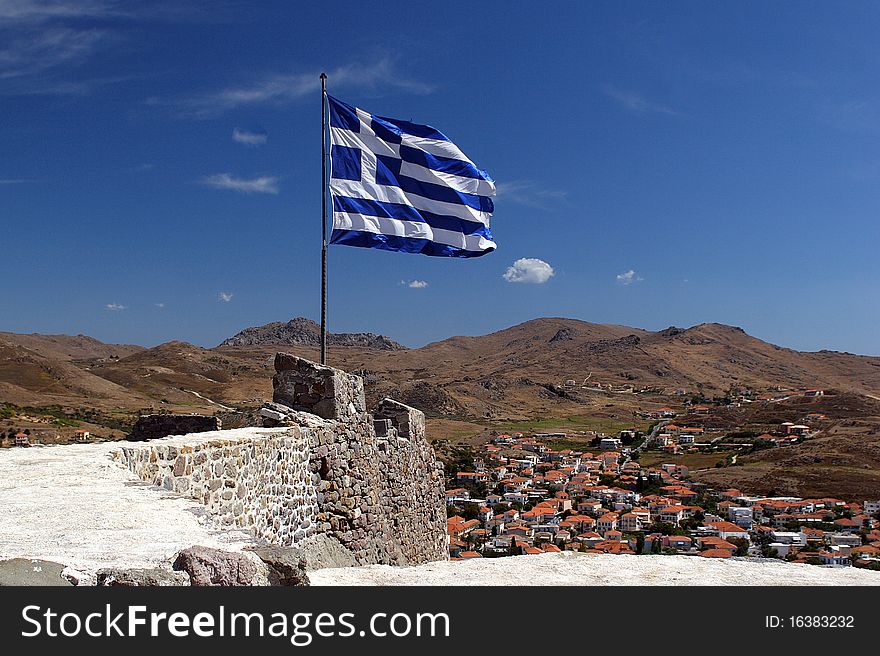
219,317 -> 405,351
2,317 -> 880,418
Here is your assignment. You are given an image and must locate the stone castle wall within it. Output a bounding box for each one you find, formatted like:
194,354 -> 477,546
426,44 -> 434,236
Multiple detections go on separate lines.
114,355 -> 447,566
128,414 -> 221,442
115,430 -> 318,546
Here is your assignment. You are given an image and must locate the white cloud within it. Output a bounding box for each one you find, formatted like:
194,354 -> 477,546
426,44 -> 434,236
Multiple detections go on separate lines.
176,56 -> 433,118
616,269 -> 643,285
201,173 -> 279,194
105,302 -> 126,311
0,26 -> 107,81
218,292 -> 233,302
604,86 -> 681,116
402,279 -> 428,289
503,258 -> 555,284
232,128 -> 267,146
494,180 -> 567,209
154,302 -> 165,308
0,2 -> 207,95
0,1 -> 128,23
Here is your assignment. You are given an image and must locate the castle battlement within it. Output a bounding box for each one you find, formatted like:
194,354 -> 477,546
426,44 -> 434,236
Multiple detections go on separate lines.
0,356 -> 447,584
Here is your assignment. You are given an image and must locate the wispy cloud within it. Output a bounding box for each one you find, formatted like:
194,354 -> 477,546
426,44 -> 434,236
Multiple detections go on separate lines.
817,98 -> 880,136
503,258 -> 555,284
616,269 -> 643,285
0,1 -> 118,90
174,56 -> 434,118
218,292 -> 233,302
232,128 -> 268,146
201,173 -> 279,194
679,59 -> 816,91
154,302 -> 165,308
0,178 -> 36,184
604,86 -> 682,116
0,26 -> 108,81
0,1 -> 205,95
400,279 -> 428,289
0,1 -> 129,23
494,180 -> 568,209
105,302 -> 126,311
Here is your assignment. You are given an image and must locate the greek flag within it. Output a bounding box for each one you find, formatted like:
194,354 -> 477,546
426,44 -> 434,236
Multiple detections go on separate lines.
328,95 -> 496,258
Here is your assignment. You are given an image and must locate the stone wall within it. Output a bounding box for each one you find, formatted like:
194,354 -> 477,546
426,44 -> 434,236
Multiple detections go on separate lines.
272,353 -> 365,421
128,414 -> 221,442
115,430 -> 318,546
114,355 -> 447,566
306,405 -> 446,565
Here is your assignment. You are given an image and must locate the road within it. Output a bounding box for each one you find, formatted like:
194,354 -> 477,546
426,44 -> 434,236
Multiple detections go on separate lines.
622,419 -> 670,468
632,419 -> 669,454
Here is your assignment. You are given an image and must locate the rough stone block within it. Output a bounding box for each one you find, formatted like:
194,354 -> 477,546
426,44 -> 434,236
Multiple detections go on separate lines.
375,398 -> 425,440
273,354 -> 365,421
248,546 -> 310,586
173,546 -> 263,586
96,567 -> 190,587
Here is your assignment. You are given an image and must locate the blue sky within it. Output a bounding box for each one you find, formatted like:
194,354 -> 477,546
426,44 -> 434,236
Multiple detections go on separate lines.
2,1 -> 879,354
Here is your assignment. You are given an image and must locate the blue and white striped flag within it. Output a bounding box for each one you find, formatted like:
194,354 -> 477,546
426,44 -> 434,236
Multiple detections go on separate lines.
327,95 -> 496,258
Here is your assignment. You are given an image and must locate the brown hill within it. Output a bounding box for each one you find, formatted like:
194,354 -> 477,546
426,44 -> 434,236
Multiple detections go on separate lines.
0,332 -> 143,362
220,317 -> 405,351
0,339 -> 146,407
693,415 -> 880,500
5,317 -> 879,500
3,317 -> 880,423
259,318 -> 880,407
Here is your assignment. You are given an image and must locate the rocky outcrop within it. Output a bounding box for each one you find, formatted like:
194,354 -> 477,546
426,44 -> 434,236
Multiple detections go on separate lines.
246,535 -> 357,571
584,334 -> 642,353
549,327 -> 576,342
127,414 -> 220,442
249,546 -> 310,586
96,567 -> 190,586
173,546 -> 267,586
220,317 -> 405,350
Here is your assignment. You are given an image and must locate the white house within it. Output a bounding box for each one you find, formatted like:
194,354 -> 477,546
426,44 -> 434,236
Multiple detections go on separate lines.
658,506 -> 686,525
727,506 -> 754,529
770,531 -> 806,547
707,521 -> 750,542
618,513 -> 642,533
828,533 -> 861,548
819,548 -> 850,566
599,437 -> 622,450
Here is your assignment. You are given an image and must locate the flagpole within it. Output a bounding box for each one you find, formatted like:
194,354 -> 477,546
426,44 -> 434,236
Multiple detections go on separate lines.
320,72 -> 328,365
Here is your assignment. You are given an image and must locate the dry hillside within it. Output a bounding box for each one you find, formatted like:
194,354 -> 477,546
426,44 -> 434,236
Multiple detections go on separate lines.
4,318 -> 880,419
4,317 -> 880,497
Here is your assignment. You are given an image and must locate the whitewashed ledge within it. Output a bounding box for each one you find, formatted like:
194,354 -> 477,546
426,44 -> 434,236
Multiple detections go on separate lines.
310,551 -> 880,586
0,429 -> 291,579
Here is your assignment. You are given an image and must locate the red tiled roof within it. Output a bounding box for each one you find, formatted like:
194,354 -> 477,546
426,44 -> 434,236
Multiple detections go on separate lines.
699,549 -> 733,558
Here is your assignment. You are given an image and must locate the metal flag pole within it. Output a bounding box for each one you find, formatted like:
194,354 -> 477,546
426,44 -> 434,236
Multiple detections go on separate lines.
320,72 -> 328,365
